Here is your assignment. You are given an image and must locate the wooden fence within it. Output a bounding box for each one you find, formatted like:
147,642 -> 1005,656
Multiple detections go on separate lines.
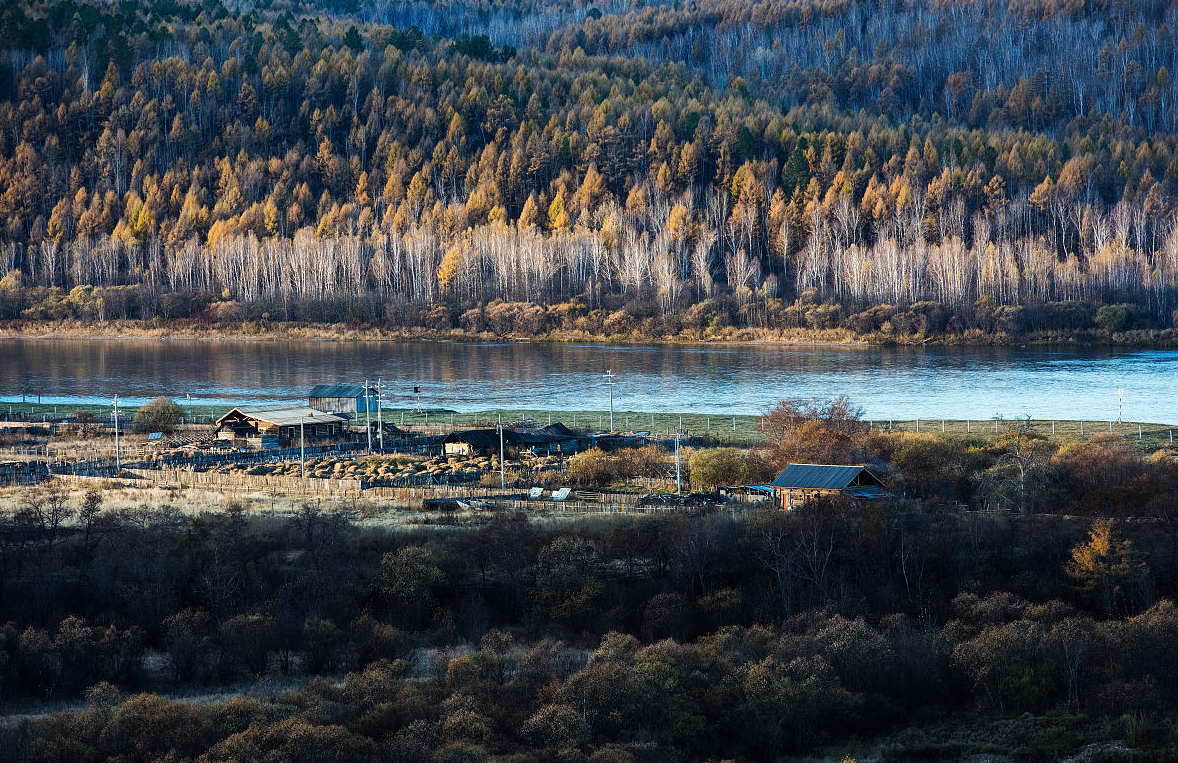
126,468 -> 363,497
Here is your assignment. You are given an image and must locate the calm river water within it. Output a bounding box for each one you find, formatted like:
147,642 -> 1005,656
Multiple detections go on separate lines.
0,339 -> 1175,422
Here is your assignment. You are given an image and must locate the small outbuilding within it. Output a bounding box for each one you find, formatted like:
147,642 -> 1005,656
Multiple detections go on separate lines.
769,463 -> 887,509
443,429 -> 513,457
216,406 -> 347,446
308,384 -> 378,416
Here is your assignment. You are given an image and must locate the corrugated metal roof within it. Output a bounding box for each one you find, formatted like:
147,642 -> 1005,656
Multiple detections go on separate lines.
217,406 -> 347,427
769,464 -> 881,490
308,384 -> 372,399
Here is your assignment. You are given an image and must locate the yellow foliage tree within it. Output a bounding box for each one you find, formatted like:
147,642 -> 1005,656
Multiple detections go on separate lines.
437,246 -> 464,291
1066,519 -> 1148,616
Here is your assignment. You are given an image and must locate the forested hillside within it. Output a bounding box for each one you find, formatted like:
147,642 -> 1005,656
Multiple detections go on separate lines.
3,0 -> 1178,337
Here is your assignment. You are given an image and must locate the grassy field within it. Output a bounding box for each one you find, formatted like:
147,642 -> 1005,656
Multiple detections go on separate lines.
4,400 -> 1176,450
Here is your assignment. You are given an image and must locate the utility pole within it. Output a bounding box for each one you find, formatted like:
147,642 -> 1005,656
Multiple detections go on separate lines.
300,412 -> 310,478
376,378 -> 384,452
112,396 -> 121,472
603,370 -> 616,431
364,379 -> 373,453
675,431 -> 682,496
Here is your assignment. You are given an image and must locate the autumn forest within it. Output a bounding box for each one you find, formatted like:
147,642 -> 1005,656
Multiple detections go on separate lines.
2,0 -> 1178,339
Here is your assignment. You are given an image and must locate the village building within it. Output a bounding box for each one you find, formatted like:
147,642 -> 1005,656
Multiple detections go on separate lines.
442,423 -> 589,458
215,406 -> 347,447
768,463 -> 888,509
308,384 -> 378,416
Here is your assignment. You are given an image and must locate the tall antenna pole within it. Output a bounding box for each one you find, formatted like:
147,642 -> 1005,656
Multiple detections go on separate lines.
376,379 -> 384,452
603,370 -> 616,431
300,413 -> 307,479
675,431 -> 681,496
364,378 -> 372,453
112,396 -> 121,472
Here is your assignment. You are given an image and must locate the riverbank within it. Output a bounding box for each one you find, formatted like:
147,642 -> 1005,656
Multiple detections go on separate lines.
3,318 -> 1178,347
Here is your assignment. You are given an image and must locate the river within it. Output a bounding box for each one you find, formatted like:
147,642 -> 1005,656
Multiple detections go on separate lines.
0,338 -> 1175,422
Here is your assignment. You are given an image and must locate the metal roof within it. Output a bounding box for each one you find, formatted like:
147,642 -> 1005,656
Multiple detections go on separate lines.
769,464 -> 883,490
308,384 -> 372,399
217,406 -> 347,427
444,428 -> 566,448
538,422 -> 582,439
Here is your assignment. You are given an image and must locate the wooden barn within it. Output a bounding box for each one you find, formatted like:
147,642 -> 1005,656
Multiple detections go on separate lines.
215,406 -> 347,446
768,464 -> 887,509
443,423 -> 589,458
443,429 -> 514,458
308,384 -> 378,416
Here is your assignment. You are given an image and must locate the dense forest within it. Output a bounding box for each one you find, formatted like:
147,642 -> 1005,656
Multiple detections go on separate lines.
3,404 -> 1178,760
3,0 -> 1178,338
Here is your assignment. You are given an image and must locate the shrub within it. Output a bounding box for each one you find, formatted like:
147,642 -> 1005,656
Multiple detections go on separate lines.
132,396 -> 185,433
688,447 -> 751,490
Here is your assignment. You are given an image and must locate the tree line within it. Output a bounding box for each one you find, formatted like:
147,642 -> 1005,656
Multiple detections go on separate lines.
1,0 -> 1178,332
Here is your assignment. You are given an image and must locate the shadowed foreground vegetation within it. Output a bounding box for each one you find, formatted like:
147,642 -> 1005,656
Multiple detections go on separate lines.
1,398 -> 1178,761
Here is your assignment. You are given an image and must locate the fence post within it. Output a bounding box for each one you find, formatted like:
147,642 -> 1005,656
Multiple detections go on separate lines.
1080,420 -> 1084,434
941,419 -> 945,432
1109,421 -> 1113,433
916,419 -> 920,432
966,419 -> 970,432
1052,421 -> 1055,434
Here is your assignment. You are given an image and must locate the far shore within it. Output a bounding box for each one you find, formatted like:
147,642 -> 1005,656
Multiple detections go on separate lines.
2,319 -> 1176,348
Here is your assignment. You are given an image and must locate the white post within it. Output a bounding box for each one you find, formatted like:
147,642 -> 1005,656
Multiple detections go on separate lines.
376,379 -> 384,452
1109,421 -> 1113,433
732,417 -> 736,431
941,419 -> 945,432
1051,421 -> 1055,435
675,432 -> 681,496
1080,420 -> 1084,434
603,370 -> 616,431
300,417 -> 306,478
365,379 -> 372,454
916,419 -> 920,432
113,396 -> 121,472
966,419 -> 970,432
499,419 -> 505,489
1138,424 -> 1142,438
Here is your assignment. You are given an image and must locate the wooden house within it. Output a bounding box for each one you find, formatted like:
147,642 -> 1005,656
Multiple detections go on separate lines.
768,464 -> 887,509
215,406 -> 346,446
308,384 -> 378,416
443,423 -> 589,458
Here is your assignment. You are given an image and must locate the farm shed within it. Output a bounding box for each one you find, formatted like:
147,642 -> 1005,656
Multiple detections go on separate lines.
308,384 -> 378,415
216,406 -> 347,446
769,464 -> 887,509
444,429 -> 515,457
442,426 -> 583,458
535,422 -> 591,454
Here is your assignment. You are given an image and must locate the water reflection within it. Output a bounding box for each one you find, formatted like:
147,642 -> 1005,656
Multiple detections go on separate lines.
0,339 -> 1174,421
